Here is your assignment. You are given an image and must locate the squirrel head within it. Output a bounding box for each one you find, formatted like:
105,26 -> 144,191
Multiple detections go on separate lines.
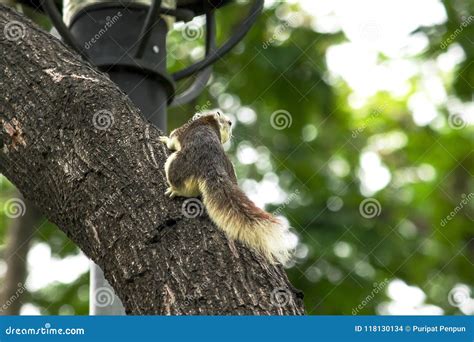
192,111 -> 232,144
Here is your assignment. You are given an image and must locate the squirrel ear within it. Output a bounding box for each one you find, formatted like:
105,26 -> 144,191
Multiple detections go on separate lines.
192,113 -> 202,120
211,112 -> 222,121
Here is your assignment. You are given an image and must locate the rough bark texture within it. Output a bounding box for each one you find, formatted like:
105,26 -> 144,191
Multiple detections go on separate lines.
0,6 -> 304,315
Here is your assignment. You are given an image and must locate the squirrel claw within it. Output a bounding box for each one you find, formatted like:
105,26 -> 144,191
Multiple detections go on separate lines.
165,187 -> 177,198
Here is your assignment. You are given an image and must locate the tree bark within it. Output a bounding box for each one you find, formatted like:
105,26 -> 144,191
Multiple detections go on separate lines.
0,5 -> 304,315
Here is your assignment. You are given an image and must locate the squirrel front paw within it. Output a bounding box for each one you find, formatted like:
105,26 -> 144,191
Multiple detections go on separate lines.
165,186 -> 179,198
160,136 -> 180,151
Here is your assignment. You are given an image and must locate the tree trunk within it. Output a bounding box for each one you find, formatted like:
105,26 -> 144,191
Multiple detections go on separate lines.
0,5 -> 304,315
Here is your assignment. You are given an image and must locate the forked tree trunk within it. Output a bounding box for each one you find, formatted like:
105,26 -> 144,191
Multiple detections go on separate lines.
0,5 -> 304,315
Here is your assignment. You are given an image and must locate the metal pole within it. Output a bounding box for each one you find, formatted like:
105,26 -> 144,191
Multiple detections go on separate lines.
89,261 -> 126,315
63,0 -> 175,315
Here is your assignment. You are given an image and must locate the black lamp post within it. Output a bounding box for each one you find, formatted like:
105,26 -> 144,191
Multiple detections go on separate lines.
34,0 -> 263,314
40,0 -> 263,129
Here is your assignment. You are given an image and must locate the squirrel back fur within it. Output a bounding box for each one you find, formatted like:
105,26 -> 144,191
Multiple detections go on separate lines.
160,112 -> 292,264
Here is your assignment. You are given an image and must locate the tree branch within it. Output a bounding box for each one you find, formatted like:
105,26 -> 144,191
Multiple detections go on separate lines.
0,5 -> 304,315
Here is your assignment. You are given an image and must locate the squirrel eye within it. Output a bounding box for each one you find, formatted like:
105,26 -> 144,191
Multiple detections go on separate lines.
228,120 -> 232,126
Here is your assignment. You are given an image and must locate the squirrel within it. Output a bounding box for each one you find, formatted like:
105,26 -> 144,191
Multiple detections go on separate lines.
159,111 -> 292,264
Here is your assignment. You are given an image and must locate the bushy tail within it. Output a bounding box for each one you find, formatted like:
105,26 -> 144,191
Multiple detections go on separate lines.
199,177 -> 292,264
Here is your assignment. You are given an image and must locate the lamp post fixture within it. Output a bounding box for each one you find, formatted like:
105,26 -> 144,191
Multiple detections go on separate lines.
34,0 -> 263,314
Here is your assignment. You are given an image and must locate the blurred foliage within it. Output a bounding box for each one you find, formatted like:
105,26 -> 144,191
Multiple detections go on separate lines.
0,178 -> 89,315
0,0 -> 473,315
169,0 -> 474,315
